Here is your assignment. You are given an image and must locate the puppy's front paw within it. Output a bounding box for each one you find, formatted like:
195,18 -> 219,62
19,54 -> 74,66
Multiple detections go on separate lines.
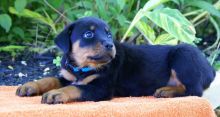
16,82 -> 39,97
41,86 -> 81,104
41,90 -> 69,104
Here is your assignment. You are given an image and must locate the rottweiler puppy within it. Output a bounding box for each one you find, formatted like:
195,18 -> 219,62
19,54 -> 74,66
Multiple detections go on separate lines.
16,17 -> 215,104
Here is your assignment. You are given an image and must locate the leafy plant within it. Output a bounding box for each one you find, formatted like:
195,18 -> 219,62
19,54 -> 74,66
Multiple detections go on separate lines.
120,0 -> 220,69
0,14 -> 12,32
121,0 -> 200,45
0,45 -> 26,58
53,56 -> 61,67
9,7 -> 56,32
0,0 -> 220,70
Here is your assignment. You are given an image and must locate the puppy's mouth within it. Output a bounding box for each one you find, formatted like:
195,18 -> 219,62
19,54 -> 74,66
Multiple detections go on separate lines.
88,54 -> 113,63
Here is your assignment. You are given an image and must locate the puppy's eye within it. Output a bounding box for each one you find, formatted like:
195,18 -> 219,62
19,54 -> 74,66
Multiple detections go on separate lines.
83,31 -> 94,39
107,33 -> 112,38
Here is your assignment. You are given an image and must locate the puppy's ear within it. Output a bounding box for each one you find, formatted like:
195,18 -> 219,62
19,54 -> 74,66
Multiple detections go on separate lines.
54,23 -> 74,53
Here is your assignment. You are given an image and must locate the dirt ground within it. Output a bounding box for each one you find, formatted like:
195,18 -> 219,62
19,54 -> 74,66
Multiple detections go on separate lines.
0,52 -> 60,85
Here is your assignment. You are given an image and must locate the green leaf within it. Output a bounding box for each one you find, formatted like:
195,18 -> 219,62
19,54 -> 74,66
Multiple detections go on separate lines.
95,0 -> 108,20
143,0 -> 170,11
76,1 -> 93,9
213,61 -> 220,70
84,11 -> 93,17
47,0 -> 63,8
53,56 -> 61,67
12,27 -> 25,38
135,20 -> 156,44
116,15 -> 127,26
121,11 -> 144,42
15,0 -> 27,12
0,45 -> 26,52
171,0 -> 184,6
0,14 -> 12,32
154,33 -> 178,45
186,0 -> 220,18
144,8 -> 196,44
116,0 -> 125,11
121,0 -> 170,42
9,7 -> 56,33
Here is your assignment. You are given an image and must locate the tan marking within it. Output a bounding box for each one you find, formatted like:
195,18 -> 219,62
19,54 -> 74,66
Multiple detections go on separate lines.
35,77 -> 62,94
61,86 -> 81,100
42,86 -> 81,103
154,85 -> 186,98
16,77 -> 62,96
167,69 -> 183,86
80,74 -> 99,84
60,68 -> 76,81
90,25 -> 95,30
71,40 -> 116,68
154,69 -> 186,97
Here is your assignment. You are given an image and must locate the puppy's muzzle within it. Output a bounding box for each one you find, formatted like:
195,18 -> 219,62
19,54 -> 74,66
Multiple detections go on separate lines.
88,54 -> 112,63
88,41 -> 116,64
103,42 -> 114,51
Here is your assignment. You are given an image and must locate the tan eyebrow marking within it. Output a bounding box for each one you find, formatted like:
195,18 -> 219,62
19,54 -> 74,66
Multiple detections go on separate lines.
90,25 -> 95,30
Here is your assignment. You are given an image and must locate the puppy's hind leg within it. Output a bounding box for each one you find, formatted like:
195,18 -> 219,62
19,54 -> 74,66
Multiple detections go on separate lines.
154,70 -> 186,98
167,44 -> 215,97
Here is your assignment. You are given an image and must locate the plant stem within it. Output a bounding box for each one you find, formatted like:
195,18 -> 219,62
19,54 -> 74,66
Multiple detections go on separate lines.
43,0 -> 71,23
184,9 -> 203,17
194,17 -> 208,27
203,17 -> 220,53
121,0 -> 170,42
192,0 -> 220,25
192,11 -> 208,24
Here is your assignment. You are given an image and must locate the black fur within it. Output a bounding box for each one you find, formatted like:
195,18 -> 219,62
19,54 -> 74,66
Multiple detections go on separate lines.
55,23 -> 74,53
56,17 -> 215,101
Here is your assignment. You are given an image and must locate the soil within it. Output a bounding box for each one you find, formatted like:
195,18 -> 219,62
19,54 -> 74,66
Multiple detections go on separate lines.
0,51 -> 60,86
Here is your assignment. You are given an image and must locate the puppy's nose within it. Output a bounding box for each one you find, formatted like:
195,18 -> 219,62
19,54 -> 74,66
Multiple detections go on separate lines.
104,42 -> 113,50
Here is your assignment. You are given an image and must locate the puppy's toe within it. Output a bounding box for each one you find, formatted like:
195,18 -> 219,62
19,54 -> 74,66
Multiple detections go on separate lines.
41,90 -> 69,104
154,87 -> 175,98
16,82 -> 39,97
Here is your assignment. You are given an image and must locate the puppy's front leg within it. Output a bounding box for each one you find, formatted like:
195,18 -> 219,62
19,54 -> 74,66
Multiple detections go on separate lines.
16,77 -> 63,96
41,84 -> 112,104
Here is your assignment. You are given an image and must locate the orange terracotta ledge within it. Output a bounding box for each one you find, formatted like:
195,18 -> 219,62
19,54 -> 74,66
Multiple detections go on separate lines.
0,86 -> 215,117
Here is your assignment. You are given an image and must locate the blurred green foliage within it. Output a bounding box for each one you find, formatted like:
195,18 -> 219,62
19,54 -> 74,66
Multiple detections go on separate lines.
0,0 -> 220,69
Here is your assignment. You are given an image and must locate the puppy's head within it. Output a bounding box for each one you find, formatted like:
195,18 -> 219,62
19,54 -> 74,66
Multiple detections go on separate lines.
55,17 -> 116,68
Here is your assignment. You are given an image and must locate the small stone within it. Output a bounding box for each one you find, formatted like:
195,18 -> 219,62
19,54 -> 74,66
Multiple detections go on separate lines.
44,67 -> 50,72
39,63 -> 45,67
8,65 -> 14,70
21,61 -> 27,66
18,72 -> 27,78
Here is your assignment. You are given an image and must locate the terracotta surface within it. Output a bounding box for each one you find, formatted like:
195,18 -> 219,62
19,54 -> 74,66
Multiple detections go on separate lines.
0,86 -> 215,117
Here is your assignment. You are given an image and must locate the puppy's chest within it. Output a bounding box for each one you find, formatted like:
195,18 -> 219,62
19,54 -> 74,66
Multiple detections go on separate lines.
60,68 -> 99,85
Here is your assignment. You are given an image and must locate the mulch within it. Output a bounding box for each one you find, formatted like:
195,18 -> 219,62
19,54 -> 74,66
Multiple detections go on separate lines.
0,52 -> 60,85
